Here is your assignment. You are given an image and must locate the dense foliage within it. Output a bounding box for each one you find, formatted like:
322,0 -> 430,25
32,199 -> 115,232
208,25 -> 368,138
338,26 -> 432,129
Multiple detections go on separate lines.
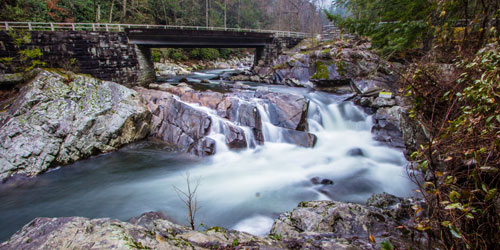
0,0 -> 327,33
151,48 -> 243,62
327,0 -> 500,249
327,0 -> 499,58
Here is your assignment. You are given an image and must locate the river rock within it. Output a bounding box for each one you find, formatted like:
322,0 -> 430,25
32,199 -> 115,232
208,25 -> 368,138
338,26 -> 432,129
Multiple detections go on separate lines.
224,123 -> 247,149
1,193 -> 434,250
270,198 -> 428,249
281,128 -> 317,147
137,88 -> 216,157
0,70 -> 151,181
372,97 -> 396,108
347,148 -> 365,157
262,38 -> 397,96
255,91 -> 309,131
0,212 -> 286,250
155,61 -> 191,76
371,106 -> 406,149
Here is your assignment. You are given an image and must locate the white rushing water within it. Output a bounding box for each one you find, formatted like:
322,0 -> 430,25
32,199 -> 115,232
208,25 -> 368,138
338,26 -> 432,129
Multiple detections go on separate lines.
0,70 -> 417,241
149,90 -> 415,236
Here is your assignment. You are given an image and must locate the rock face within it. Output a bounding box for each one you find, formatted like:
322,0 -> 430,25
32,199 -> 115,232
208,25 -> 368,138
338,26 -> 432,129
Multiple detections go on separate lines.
270,199 -> 429,250
257,37 -> 428,153
0,70 -> 151,181
139,83 -> 317,156
0,212 -> 287,250
137,88 -> 216,157
1,194 -> 433,250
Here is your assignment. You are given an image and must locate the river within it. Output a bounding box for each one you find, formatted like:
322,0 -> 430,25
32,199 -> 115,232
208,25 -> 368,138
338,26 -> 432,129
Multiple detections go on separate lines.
0,69 -> 416,241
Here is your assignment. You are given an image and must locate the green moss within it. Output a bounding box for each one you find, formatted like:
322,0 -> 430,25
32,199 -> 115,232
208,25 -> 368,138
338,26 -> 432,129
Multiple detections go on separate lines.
311,61 -> 330,80
336,61 -> 347,76
268,233 -> 282,241
123,235 -> 151,250
272,63 -> 288,70
206,226 -> 227,233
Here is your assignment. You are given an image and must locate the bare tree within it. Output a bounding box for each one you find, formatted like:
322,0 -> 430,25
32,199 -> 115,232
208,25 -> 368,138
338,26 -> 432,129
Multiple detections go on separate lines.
206,0 -> 209,27
173,173 -> 201,230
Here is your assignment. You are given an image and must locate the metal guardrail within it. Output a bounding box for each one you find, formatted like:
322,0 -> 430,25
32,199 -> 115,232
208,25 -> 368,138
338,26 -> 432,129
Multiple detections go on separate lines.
0,21 -> 310,38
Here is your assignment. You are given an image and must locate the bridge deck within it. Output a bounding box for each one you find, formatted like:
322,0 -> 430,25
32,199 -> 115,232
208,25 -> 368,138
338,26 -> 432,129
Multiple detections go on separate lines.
126,28 -> 274,48
0,21 -> 309,39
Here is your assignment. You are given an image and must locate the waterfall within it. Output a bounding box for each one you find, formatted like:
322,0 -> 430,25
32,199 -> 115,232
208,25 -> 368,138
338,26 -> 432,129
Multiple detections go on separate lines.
0,69 -> 416,242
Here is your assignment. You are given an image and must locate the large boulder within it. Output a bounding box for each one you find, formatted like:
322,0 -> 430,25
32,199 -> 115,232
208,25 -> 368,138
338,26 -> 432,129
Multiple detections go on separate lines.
141,84 -> 315,150
270,198 -> 432,249
0,212 -> 286,250
0,70 -> 151,181
137,88 -> 217,157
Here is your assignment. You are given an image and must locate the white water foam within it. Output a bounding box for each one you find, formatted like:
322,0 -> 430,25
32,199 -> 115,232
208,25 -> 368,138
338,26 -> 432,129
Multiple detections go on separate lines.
157,91 -> 415,235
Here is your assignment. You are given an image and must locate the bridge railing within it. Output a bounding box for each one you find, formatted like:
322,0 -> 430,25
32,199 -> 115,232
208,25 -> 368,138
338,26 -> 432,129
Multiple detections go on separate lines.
0,21 -> 310,38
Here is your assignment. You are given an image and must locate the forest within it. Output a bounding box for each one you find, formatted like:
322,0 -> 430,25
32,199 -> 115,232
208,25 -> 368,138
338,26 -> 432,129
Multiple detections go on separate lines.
326,0 -> 499,249
0,0 -> 327,33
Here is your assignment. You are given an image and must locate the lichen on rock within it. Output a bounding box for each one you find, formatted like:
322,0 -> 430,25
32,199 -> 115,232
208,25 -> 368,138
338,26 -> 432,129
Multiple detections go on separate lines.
0,70 -> 151,181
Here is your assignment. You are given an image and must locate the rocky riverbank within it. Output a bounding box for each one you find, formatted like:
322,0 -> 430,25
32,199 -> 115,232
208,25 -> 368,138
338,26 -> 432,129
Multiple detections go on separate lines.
238,37 -> 428,155
0,70 -> 151,181
0,69 -> 316,181
0,193 -> 434,250
155,56 -> 253,76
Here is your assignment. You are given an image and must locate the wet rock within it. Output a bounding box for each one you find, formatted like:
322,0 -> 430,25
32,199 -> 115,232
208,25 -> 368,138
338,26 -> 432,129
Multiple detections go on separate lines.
224,124 -> 247,149
155,61 -> 191,76
227,74 -> 252,81
366,192 -> 404,209
256,91 -> 309,130
137,88 -> 215,157
189,137 -> 216,157
371,107 -> 406,149
372,97 -> 396,108
366,192 -> 413,221
347,148 -> 364,157
281,128 -> 317,148
311,177 -> 334,185
0,70 -> 151,181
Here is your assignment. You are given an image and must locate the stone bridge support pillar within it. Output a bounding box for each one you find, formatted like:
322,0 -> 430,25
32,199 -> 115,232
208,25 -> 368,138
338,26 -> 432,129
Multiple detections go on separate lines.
135,45 -> 155,86
254,46 -> 266,66
253,37 -> 303,68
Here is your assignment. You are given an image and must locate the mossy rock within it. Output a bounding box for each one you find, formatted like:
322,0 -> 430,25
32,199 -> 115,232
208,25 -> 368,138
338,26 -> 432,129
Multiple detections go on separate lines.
311,61 -> 330,80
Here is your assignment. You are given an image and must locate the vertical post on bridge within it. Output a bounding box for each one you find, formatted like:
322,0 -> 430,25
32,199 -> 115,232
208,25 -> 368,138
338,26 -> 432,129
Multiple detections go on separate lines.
4,22 -> 8,31
72,23 -> 75,31
50,23 -> 54,31
28,23 -> 32,31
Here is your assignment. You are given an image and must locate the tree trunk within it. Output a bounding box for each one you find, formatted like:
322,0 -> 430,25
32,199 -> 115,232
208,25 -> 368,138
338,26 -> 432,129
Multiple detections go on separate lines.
109,0 -> 115,23
237,0 -> 240,27
206,0 -> 209,27
96,0 -> 101,23
122,0 -> 127,19
224,0 -> 227,28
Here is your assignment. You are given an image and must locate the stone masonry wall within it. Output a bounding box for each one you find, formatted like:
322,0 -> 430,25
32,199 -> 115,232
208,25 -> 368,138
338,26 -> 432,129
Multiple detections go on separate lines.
0,31 -> 143,87
256,37 -> 303,66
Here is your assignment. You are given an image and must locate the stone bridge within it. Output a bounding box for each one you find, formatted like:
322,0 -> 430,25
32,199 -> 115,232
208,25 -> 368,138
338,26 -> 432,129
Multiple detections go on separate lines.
0,22 -> 306,86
